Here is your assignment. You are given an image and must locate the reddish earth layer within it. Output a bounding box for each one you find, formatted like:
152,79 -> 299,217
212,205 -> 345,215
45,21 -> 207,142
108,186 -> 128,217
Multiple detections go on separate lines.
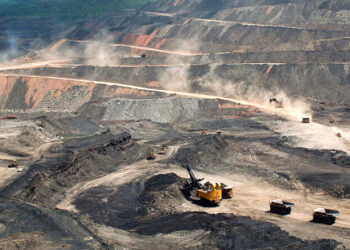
0,75 -> 158,110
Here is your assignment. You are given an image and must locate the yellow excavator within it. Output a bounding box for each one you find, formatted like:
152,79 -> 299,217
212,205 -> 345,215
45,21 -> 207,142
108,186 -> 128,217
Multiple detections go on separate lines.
184,165 -> 233,205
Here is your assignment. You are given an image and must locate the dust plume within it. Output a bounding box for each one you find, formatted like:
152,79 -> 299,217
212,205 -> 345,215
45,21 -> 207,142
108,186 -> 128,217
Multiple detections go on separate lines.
158,39 -> 312,121
0,30 -> 18,62
159,37 -> 200,92
83,30 -> 122,66
39,29 -> 129,66
270,118 -> 350,154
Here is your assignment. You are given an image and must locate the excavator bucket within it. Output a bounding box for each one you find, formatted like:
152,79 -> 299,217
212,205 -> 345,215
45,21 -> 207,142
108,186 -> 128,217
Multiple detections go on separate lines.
221,183 -> 233,198
222,187 -> 233,198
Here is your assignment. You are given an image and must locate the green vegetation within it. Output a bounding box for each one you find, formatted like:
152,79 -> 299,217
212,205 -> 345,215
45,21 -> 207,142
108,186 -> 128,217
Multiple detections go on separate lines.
0,0 -> 162,19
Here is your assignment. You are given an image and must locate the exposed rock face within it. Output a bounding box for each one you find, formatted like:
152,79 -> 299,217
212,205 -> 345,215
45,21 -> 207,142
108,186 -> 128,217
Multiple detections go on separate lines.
103,97 -> 201,123
0,75 -> 159,112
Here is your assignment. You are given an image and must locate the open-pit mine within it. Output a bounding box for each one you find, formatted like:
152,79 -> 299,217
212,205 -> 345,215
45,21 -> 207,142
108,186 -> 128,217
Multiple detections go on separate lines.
0,0 -> 350,249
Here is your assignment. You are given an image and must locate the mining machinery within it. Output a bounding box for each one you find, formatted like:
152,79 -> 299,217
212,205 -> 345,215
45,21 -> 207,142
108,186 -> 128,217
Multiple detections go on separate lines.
184,165 -> 233,205
270,199 -> 294,215
313,208 -> 339,225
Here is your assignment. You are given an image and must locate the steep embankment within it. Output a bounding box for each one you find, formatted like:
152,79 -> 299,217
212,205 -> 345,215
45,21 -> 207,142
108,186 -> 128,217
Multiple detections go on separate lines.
7,62 -> 350,104
0,75 -> 163,112
1,0 -> 349,104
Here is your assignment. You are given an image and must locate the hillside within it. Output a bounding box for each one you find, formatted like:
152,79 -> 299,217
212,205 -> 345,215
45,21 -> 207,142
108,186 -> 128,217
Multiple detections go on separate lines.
0,0 -> 162,19
0,0 -> 350,249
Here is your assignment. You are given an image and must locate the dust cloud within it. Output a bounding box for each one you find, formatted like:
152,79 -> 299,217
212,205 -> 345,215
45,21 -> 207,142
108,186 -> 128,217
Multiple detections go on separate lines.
39,29 -> 130,66
158,38 -> 312,122
154,37 -> 350,153
159,37 -> 200,92
83,30 -> 122,66
0,30 -> 18,62
271,119 -> 350,154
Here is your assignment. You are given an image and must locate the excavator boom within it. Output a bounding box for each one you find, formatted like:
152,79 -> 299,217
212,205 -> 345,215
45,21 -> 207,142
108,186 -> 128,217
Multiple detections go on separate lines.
186,165 -> 203,189
185,165 -> 222,205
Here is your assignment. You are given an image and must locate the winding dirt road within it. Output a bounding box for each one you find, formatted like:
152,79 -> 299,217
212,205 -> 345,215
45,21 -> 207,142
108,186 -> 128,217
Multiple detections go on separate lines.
143,11 -> 305,30
2,72 -> 350,154
56,141 -> 350,247
66,39 -> 208,56
0,73 -> 306,120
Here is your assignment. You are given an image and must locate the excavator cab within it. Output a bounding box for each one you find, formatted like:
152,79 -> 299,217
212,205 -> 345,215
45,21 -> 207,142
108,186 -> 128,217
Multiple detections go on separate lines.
196,182 -> 222,205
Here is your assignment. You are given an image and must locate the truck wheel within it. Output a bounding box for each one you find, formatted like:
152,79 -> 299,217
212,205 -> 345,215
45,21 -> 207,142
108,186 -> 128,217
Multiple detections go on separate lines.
313,215 -> 320,222
286,207 -> 291,214
323,217 -> 334,225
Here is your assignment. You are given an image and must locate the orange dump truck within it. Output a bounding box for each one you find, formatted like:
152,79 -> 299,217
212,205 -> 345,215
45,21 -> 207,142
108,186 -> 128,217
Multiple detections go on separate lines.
0,115 -> 17,120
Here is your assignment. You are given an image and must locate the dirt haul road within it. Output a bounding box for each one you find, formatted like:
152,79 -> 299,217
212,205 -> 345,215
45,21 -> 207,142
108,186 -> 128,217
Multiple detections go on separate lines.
55,142 -> 350,248
0,59 -> 74,71
30,62 -> 286,69
143,11 -> 305,30
66,39 -> 209,56
0,73 -> 308,119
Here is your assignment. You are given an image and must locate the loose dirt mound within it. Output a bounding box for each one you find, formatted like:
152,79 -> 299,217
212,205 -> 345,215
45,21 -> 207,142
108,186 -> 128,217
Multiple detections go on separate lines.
174,131 -> 350,197
73,173 -> 187,228
270,142 -> 350,198
103,97 -> 202,123
175,133 -> 229,170
137,173 -> 187,216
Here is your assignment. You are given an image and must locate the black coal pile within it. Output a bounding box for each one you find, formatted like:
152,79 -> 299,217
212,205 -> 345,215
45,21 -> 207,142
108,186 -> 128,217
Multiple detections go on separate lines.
73,173 -> 187,228
174,133 -> 229,171
16,132 -> 147,206
137,173 -> 187,216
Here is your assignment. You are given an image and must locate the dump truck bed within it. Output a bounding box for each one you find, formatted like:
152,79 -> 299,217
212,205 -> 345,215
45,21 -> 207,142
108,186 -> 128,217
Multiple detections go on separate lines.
271,199 -> 294,208
270,199 -> 294,215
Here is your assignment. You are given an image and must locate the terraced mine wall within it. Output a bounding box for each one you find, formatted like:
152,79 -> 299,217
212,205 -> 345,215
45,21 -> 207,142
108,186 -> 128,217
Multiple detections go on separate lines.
144,0 -> 350,27
59,44 -> 350,65
0,74 -> 256,125
9,62 -> 350,104
66,15 -> 349,52
1,0 -> 349,108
